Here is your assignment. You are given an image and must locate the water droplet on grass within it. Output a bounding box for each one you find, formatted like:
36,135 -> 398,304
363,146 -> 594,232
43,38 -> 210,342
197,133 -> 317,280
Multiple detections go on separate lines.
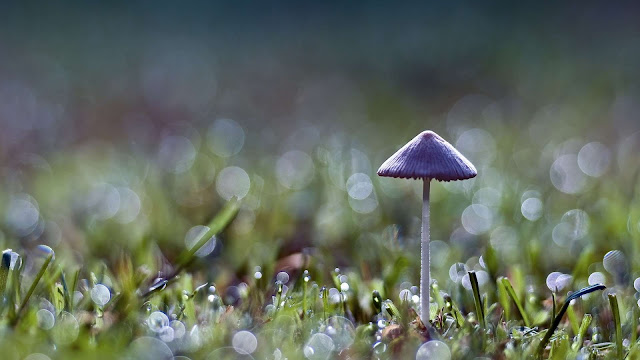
184,225 -> 217,257
521,197 -> 543,221
328,288 -> 341,304
346,173 -> 373,200
114,187 -> 141,224
159,326 -> 175,342
555,274 -> 573,291
5,194 -> 40,236
51,311 -> 79,345
578,142 -> 610,177
148,311 -> 170,332
170,320 -> 186,339
129,336 -> 173,360
35,244 -> 55,260
546,272 -> 563,292
216,166 -> 251,200
91,284 -> 111,306
449,263 -> 469,283
276,272 -> 289,284
304,333 -> 334,360
36,308 -> 55,330
603,250 -> 628,279
461,204 -> 493,235
550,154 -> 587,194
276,150 -> 315,190
416,340 -> 451,360
589,272 -> 606,286
157,136 -> 196,174
208,119 -> 245,157
373,341 -> 387,354
326,316 -> 355,351
399,289 -> 412,302
232,331 -> 258,355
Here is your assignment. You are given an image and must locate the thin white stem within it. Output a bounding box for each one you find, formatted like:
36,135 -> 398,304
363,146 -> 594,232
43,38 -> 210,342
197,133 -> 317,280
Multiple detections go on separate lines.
421,179 -> 431,325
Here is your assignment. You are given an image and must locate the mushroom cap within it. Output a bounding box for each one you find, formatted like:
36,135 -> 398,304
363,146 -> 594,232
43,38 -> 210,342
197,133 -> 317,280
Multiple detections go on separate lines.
377,130 -> 477,181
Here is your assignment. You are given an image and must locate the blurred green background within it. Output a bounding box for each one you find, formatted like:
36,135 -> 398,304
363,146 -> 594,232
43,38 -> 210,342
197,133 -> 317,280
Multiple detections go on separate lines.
1,0 -> 640,313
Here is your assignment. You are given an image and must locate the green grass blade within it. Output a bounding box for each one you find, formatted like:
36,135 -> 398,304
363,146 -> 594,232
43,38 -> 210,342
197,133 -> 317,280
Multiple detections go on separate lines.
536,284 -> 605,359
17,253 -> 54,316
142,198 -> 240,298
372,290 -> 382,314
497,277 -> 511,321
500,276 -> 530,327
0,250 -> 11,296
571,313 -> 592,351
177,197 -> 240,267
469,271 -> 485,328
633,306 -> 638,344
60,268 -> 72,312
566,301 -> 579,335
608,293 -> 623,360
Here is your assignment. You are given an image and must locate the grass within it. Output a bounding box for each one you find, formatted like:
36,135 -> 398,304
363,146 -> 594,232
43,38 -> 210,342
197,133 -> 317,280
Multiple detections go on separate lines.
1,121 -> 639,359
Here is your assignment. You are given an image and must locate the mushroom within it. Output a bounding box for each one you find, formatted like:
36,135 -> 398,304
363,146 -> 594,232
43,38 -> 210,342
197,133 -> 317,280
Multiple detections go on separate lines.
377,130 -> 477,325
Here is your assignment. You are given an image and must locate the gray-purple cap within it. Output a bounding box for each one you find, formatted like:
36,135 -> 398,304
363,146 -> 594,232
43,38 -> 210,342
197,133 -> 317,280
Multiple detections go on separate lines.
377,130 -> 477,181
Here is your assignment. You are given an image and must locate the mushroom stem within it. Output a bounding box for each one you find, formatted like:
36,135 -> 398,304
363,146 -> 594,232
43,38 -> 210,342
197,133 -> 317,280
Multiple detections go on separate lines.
421,178 -> 431,325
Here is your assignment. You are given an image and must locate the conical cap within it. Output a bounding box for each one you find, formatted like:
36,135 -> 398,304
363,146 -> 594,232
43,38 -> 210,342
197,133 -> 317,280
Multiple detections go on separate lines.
377,130 -> 477,181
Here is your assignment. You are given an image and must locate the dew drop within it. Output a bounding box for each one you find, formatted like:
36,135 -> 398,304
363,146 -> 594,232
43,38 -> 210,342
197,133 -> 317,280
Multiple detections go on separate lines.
326,316 -> 355,351
157,136 -> 196,174
51,311 -> 79,345
550,154 -> 587,194
35,244 -> 55,260
416,340 -> 451,360
546,272 -> 563,292
554,274 -> 573,291
589,272 -> 606,286
216,166 -> 251,200
91,284 -> 111,306
603,250 -> 628,278
449,263 -> 469,283
159,326 -> 175,342
207,119 -> 245,157
461,204 -> 493,235
129,336 -> 173,360
147,311 -> 170,332
184,225 -> 217,257
399,289 -> 412,302
276,272 -> 290,284
346,173 -> 373,200
304,333 -> 335,360
36,308 -> 55,330
578,142 -> 610,177
5,194 -> 40,236
170,320 -> 186,339
232,330 -> 258,355
521,197 -> 543,221
276,150 -> 315,190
